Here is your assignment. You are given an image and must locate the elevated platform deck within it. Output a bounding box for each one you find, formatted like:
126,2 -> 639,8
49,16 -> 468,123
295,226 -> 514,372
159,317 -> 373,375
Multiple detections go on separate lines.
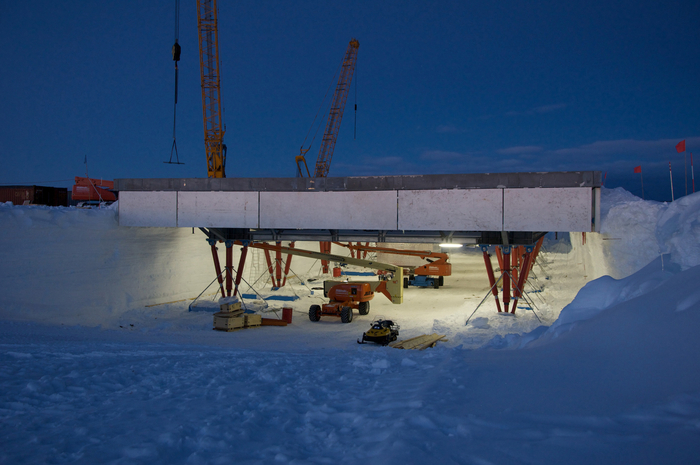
114,171 -> 601,246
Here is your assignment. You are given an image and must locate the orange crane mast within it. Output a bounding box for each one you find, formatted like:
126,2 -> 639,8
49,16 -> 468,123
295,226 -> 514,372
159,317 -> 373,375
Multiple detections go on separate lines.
296,38 -> 359,178
197,0 -> 226,178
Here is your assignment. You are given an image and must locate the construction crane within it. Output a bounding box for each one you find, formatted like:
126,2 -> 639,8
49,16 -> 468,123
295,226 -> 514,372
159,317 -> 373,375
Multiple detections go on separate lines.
296,38 -> 359,178
197,0 -> 226,178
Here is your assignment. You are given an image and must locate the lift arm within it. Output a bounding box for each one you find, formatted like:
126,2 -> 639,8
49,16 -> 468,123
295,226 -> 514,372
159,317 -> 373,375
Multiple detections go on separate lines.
335,242 -> 452,277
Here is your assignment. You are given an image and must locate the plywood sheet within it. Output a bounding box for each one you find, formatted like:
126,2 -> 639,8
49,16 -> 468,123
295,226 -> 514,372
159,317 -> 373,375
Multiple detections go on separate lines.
503,188 -> 592,232
260,191 -> 397,230
398,189 -> 503,231
177,191 -> 259,228
118,191 -> 177,227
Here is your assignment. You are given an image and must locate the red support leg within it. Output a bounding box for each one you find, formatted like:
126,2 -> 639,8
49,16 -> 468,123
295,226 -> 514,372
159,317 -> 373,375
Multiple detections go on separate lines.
233,244 -> 249,298
320,241 -> 332,274
530,236 -> 544,272
502,246 -> 511,313
263,248 -> 278,288
495,246 -> 504,271
282,242 -> 295,287
511,247 -> 533,314
511,247 -> 519,292
209,241 -> 226,299
275,242 -> 283,288
481,246 -> 503,312
225,241 -> 233,297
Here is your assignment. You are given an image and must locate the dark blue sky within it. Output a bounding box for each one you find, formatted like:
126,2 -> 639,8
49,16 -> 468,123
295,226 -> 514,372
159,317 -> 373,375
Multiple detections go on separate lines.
1,0 -> 698,201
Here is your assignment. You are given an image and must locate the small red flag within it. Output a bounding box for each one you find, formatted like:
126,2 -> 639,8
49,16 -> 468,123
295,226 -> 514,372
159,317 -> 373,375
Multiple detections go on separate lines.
676,140 -> 686,152
634,166 -> 641,173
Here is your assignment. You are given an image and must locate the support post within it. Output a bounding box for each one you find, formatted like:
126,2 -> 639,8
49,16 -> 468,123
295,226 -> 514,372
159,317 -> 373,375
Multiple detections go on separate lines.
495,246 -> 504,272
208,239 -> 226,299
282,242 -> 295,287
275,241 -> 283,288
511,246 -> 534,314
233,243 -> 249,298
481,245 -> 502,312
502,246 -> 511,313
511,247 -> 519,292
530,236 -> 544,272
320,241 -> 332,273
225,240 -> 234,297
263,248 -> 278,289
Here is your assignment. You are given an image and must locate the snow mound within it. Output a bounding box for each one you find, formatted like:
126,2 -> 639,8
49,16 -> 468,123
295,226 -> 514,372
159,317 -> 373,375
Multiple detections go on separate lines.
656,191 -> 700,270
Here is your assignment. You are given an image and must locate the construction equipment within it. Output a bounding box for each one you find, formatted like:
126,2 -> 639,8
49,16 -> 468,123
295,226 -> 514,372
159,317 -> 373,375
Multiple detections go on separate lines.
358,318 -> 400,345
243,241 -> 402,324
296,38 -> 359,178
197,0 -> 226,178
71,177 -> 117,204
336,242 -> 451,289
197,230 -> 404,324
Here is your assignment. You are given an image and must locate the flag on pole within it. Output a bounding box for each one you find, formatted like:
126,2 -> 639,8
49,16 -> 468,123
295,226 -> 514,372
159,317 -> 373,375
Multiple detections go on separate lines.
633,166 -> 641,173
676,140 -> 686,153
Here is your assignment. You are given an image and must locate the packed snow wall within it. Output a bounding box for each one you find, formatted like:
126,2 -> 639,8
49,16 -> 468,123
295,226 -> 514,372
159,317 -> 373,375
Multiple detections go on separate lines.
0,202 -> 329,326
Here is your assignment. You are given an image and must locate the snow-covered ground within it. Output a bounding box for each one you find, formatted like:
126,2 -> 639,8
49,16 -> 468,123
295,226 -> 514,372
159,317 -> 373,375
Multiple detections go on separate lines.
1,188 -> 699,464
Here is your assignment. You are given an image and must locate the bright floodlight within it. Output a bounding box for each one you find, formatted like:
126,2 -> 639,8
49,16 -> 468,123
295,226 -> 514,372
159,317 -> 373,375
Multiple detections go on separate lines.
439,243 -> 463,248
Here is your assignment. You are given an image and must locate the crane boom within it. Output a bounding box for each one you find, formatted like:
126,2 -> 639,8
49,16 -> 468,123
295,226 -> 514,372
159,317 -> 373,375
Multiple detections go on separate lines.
197,0 -> 226,178
313,38 -> 359,178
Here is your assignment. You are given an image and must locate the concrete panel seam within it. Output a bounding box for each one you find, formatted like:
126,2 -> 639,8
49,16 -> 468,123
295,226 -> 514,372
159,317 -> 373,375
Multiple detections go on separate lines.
501,188 -> 505,231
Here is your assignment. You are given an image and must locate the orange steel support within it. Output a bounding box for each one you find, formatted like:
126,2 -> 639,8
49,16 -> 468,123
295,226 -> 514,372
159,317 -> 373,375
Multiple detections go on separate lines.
511,246 -> 534,314
197,0 -> 226,178
263,248 -> 278,288
233,244 -> 248,298
511,247 -> 519,292
501,246 -> 511,313
481,241 -> 544,315
531,237 -> 545,272
320,241 -> 332,274
275,242 -> 283,287
282,242 -> 295,287
225,241 -> 233,296
481,246 -> 503,312
495,246 -> 504,271
209,240 -> 226,299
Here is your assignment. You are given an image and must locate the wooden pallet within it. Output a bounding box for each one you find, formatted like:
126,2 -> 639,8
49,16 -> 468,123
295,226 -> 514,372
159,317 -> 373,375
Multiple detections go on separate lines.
389,333 -> 447,350
213,313 -> 263,332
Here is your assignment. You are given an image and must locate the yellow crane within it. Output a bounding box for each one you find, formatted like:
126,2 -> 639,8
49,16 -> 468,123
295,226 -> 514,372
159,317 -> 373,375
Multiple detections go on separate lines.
197,0 -> 226,178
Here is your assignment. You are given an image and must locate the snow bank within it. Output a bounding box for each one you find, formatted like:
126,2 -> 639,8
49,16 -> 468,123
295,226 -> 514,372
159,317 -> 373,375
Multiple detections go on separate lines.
0,203 -> 214,326
656,191 -> 700,270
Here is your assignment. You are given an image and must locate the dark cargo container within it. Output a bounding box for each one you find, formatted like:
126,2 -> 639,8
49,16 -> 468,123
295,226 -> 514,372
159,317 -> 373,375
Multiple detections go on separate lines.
0,186 -> 69,206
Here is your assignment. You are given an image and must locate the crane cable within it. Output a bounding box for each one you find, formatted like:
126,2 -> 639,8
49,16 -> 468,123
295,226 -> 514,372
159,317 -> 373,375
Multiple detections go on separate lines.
166,0 -> 184,165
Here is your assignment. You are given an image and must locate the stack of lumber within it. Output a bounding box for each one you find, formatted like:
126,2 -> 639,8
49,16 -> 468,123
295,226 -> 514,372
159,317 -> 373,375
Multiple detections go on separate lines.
389,334 -> 447,350
213,312 -> 262,332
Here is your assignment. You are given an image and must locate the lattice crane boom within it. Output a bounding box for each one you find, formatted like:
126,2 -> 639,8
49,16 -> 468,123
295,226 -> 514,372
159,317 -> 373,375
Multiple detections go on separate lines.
313,38 -> 359,178
197,0 -> 226,178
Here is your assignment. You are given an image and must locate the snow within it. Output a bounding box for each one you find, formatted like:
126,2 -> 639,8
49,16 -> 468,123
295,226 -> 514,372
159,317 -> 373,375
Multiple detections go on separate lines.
1,189 -> 700,464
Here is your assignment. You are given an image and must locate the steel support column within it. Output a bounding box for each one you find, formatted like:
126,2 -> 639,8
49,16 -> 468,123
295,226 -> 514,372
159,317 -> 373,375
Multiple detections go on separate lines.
208,239 -> 226,299
481,245 -> 503,312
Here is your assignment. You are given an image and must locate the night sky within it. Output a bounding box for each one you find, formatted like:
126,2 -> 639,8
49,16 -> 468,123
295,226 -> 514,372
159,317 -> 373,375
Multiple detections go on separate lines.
1,0 -> 698,201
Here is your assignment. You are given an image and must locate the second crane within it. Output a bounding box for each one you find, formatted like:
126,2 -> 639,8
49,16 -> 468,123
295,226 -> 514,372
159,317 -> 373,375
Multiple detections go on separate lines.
297,39 -> 359,178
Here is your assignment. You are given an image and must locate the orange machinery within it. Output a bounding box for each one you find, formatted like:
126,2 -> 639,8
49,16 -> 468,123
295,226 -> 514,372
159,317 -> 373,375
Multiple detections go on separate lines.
71,176 -> 116,203
335,242 -> 452,289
